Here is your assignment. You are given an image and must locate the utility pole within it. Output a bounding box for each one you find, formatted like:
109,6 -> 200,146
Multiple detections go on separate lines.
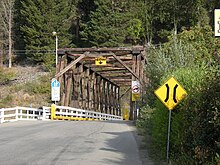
8,5 -> 12,68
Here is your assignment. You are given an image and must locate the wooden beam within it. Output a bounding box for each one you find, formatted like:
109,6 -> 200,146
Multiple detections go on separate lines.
104,74 -> 132,78
106,82 -> 110,114
96,68 -> 127,72
116,81 -> 132,84
99,78 -> 105,113
85,68 -> 90,109
116,83 -> 131,86
56,53 -> 87,78
97,76 -> 101,112
72,66 -> 79,108
87,63 -> 132,68
117,87 -> 121,116
83,60 -> 134,66
78,64 -> 84,109
67,53 -> 114,57
136,54 -> 140,77
112,53 -> 140,81
90,72 -> 95,110
74,62 -> 120,88
119,87 -> 130,100
110,79 -> 131,82
97,71 -> 129,75
64,71 -> 72,106
62,47 -> 134,52
59,46 -> 144,53
81,56 -> 132,61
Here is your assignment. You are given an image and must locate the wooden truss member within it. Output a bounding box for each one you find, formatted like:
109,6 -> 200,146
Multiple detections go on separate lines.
55,47 -> 146,118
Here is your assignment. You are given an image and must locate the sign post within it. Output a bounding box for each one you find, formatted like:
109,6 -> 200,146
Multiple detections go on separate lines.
154,77 -> 187,163
131,81 -> 141,120
51,78 -> 60,104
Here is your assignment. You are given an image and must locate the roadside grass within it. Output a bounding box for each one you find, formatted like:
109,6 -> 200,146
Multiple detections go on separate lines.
0,74 -> 52,108
0,95 -> 13,108
136,123 -> 166,165
0,68 -> 16,85
22,75 -> 51,94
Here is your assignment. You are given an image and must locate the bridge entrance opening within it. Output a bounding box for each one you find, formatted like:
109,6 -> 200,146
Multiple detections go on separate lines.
55,47 -> 146,120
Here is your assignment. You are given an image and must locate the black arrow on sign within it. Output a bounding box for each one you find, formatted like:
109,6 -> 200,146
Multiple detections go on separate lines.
164,84 -> 178,103
164,84 -> 169,102
173,84 -> 178,103
218,21 -> 220,33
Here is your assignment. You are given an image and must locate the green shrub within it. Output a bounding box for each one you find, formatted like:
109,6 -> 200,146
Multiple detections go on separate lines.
0,95 -> 13,108
182,75 -> 220,165
140,26 -> 220,164
24,75 -> 50,94
0,68 -> 16,84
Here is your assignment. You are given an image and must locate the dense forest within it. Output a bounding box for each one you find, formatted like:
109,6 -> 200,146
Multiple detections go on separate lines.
0,0 -> 219,66
0,0 -> 220,164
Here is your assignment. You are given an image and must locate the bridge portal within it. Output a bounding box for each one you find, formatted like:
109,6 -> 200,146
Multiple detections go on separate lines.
55,47 -> 147,120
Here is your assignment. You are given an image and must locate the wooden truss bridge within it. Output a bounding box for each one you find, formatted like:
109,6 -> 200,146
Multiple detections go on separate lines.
55,46 -> 146,120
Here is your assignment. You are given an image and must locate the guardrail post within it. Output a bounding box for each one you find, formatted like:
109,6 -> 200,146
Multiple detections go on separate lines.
42,107 -> 46,120
15,107 -> 18,121
27,107 -> 29,120
51,104 -> 56,120
0,109 -> 4,123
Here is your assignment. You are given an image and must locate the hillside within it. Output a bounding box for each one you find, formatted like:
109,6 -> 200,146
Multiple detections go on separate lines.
0,65 -> 51,108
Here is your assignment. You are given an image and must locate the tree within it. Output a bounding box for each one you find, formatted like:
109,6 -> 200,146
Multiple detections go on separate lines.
17,0 -> 77,67
127,18 -> 143,45
79,0 -> 139,47
0,0 -> 15,68
0,5 -> 4,67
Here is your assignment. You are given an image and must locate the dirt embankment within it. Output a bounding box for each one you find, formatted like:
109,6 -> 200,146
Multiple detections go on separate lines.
0,65 -> 51,108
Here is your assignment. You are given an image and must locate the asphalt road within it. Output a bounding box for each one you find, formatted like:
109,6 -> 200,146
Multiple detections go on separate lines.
0,120 -> 144,165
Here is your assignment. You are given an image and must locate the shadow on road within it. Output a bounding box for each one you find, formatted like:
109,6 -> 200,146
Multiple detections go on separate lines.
98,120 -> 155,165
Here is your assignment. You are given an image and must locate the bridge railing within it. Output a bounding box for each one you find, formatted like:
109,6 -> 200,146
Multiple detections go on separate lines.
52,105 -> 122,121
0,107 -> 51,124
0,106 -> 122,124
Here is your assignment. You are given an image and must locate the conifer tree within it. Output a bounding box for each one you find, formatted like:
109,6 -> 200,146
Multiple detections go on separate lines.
80,0 -> 135,47
17,0 -> 77,66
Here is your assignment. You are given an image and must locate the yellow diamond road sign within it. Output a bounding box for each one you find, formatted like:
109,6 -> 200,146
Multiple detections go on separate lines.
95,56 -> 106,65
154,77 -> 187,110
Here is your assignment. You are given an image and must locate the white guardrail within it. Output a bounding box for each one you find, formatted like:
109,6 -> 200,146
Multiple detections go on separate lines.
0,106 -> 122,124
53,106 -> 122,121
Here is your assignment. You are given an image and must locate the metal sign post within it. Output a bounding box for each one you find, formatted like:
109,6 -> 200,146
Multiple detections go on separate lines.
166,110 -> 172,163
132,81 -> 141,119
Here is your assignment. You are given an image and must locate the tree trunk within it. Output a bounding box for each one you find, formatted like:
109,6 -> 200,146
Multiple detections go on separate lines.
0,0 -> 14,68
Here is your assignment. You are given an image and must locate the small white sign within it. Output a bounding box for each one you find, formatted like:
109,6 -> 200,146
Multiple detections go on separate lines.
215,9 -> 220,37
132,81 -> 140,94
51,78 -> 60,101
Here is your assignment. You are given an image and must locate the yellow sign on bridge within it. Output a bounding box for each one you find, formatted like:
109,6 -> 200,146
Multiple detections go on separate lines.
95,56 -> 106,65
